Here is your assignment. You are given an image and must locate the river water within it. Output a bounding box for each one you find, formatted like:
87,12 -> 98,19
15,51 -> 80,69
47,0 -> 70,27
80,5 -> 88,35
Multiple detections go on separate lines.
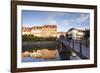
22,41 -> 60,62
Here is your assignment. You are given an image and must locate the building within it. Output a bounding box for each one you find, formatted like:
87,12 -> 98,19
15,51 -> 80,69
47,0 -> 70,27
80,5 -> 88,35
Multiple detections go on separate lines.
31,26 -> 43,37
67,28 -> 85,40
41,25 -> 57,37
22,24 -> 57,37
22,27 -> 31,35
57,32 -> 66,38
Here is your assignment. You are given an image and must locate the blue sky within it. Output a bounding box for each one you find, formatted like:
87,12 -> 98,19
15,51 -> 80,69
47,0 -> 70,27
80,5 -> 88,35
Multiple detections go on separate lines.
22,10 -> 90,32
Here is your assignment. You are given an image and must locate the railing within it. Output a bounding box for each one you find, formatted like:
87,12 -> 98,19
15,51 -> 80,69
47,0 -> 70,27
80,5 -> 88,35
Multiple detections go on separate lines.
57,38 -> 90,59
57,40 -> 71,60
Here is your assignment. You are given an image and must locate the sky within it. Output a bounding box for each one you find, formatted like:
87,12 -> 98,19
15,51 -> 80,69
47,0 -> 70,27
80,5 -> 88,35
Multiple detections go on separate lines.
22,10 -> 90,32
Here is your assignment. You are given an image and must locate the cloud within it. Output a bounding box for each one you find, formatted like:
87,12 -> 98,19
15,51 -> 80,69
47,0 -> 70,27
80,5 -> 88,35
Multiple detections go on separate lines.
56,13 -> 90,31
45,12 -> 90,26
56,13 -> 89,25
60,19 -> 70,27
46,12 -> 67,21
73,14 -> 90,23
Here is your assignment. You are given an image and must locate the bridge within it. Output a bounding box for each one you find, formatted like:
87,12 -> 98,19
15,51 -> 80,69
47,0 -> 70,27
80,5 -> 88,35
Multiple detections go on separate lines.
57,38 -> 90,60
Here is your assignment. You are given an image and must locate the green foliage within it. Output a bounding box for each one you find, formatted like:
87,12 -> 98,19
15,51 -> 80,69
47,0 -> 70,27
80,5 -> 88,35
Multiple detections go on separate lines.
22,35 -> 57,41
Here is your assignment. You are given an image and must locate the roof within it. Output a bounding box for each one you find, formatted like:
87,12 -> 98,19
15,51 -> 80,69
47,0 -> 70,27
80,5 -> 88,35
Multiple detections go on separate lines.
22,27 -> 31,32
43,25 -> 57,28
67,28 -> 85,32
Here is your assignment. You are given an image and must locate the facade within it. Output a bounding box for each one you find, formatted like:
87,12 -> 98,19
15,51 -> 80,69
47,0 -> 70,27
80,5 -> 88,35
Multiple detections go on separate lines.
22,25 -> 57,37
31,26 -> 43,37
22,26 -> 86,39
41,25 -> 57,37
67,28 -> 85,40
22,27 -> 31,35
57,32 -> 66,38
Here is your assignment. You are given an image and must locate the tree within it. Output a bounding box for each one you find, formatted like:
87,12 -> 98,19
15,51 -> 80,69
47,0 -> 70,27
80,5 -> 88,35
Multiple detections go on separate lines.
84,29 -> 90,39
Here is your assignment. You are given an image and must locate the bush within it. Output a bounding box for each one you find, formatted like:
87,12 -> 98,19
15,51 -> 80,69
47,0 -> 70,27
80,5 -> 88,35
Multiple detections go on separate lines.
22,35 -> 57,41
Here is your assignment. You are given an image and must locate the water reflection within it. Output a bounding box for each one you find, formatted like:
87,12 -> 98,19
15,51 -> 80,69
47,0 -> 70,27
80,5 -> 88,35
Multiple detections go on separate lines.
22,41 -> 60,62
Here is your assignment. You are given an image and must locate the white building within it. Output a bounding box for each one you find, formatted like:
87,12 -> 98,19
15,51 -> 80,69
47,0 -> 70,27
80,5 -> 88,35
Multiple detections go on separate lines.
67,28 -> 85,40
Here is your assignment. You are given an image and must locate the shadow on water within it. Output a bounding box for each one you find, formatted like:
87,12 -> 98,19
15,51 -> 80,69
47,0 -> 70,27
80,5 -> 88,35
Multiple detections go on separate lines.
22,41 -> 57,52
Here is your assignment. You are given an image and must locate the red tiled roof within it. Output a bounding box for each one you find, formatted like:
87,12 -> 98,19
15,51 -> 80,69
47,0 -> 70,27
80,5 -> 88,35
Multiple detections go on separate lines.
43,25 -> 57,28
22,27 -> 31,32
